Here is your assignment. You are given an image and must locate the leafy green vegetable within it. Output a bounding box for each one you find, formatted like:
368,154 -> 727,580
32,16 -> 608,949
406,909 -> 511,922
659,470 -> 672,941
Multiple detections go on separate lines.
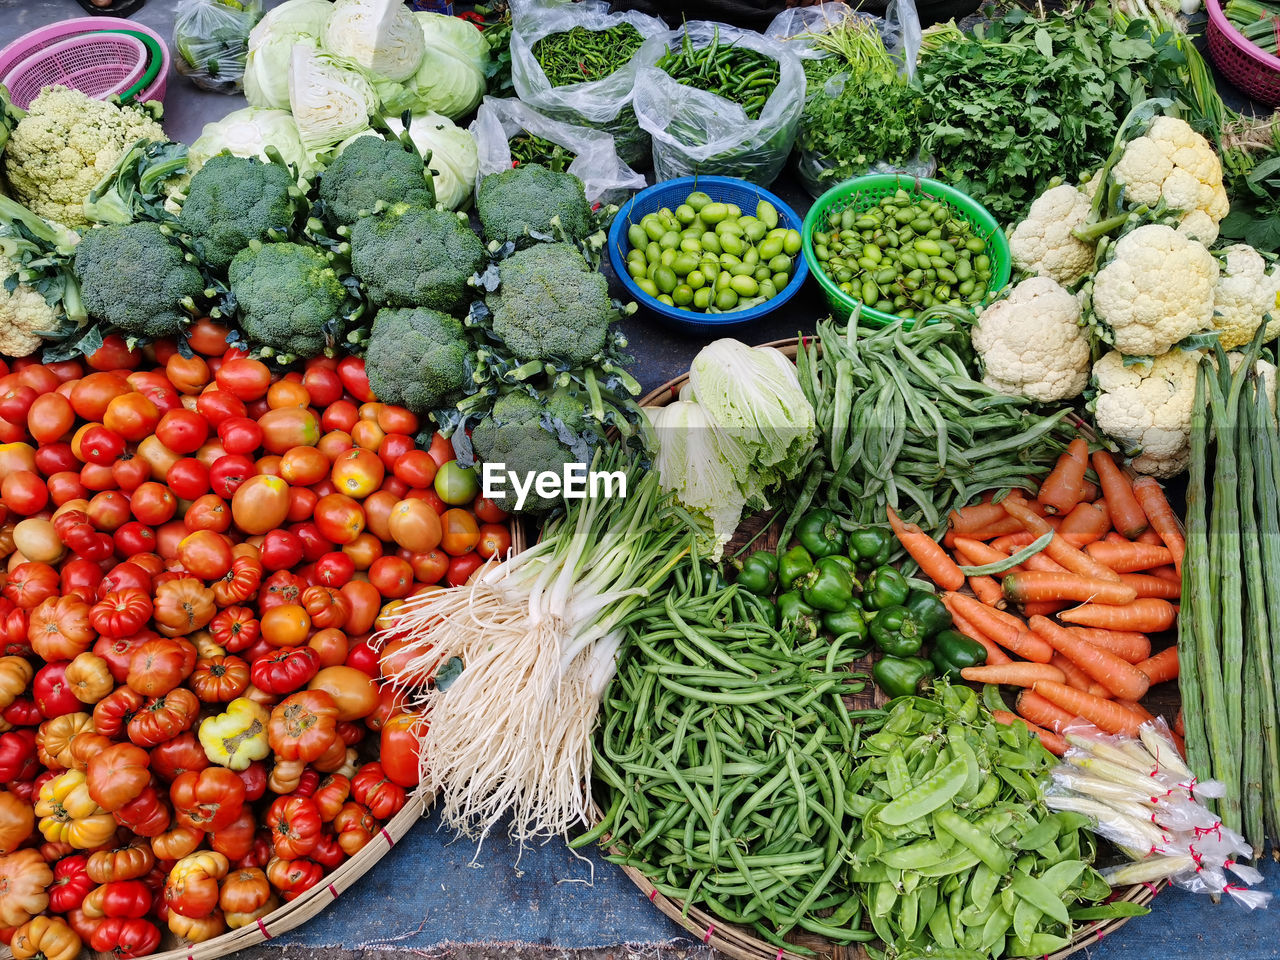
1220,115 -> 1280,252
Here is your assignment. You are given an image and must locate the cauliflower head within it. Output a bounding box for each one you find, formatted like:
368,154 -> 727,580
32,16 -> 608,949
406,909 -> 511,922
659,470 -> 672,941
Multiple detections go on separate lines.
0,253 -> 55,357
1212,243 -> 1280,350
972,277 -> 1090,402
3,87 -> 167,229
1112,116 -> 1229,243
1009,185 -> 1096,287
1091,224 -> 1218,357
1092,349 -> 1200,478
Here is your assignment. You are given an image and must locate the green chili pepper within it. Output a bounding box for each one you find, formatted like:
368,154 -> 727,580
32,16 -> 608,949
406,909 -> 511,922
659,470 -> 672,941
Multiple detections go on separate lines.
870,605 -> 925,657
778,591 -> 820,637
734,551 -> 778,595
847,524 -> 893,571
863,564 -> 910,611
904,588 -> 953,638
872,655 -> 935,698
823,603 -> 868,643
930,630 -> 988,679
796,508 -> 847,558
778,545 -> 814,591
802,556 -> 855,612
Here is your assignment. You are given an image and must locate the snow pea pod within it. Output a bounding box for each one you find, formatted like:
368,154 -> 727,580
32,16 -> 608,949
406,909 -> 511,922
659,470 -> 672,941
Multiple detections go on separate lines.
878,754 -> 969,825
935,808 -> 1013,873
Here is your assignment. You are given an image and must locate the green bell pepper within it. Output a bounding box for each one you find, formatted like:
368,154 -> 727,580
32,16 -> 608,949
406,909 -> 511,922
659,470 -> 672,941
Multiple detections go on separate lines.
823,604 -> 868,643
743,593 -> 779,629
904,588 -> 953,639
929,630 -> 988,679
734,551 -> 778,596
863,564 -> 909,611
802,556 -> 855,612
872,655 -> 936,698
700,566 -> 728,591
825,554 -> 858,577
847,524 -> 893,571
779,591 -> 819,637
796,508 -> 846,559
869,604 -> 925,657
778,545 -> 814,592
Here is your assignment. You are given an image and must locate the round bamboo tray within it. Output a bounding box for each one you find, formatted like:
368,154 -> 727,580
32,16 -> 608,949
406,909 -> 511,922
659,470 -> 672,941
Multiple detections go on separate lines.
611,336 -> 1168,960
29,520 -> 530,960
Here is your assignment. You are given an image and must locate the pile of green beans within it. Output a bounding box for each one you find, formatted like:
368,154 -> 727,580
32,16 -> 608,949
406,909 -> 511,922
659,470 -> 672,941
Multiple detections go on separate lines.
811,190 -> 994,318
623,190 -> 802,312
532,24 -> 645,84
787,318 -> 1075,550
580,567 -> 879,950
509,133 -> 576,173
843,685 -> 1135,958
655,28 -> 780,121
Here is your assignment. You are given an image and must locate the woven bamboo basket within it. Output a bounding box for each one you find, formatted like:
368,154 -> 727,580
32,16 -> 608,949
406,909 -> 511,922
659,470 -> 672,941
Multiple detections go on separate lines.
21,520 -> 529,960
598,337 -> 1170,960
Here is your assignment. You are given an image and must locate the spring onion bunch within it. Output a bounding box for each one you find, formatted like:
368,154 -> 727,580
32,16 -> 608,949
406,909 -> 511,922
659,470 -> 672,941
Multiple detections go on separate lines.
377,446 -> 695,844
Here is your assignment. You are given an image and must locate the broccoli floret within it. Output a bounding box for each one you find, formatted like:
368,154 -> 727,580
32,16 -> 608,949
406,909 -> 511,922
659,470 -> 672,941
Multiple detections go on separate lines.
470,388 -> 602,515
365,306 -> 470,413
349,202 -> 485,311
486,243 -> 612,365
319,135 -> 435,226
179,154 -> 303,270
73,222 -> 203,340
476,164 -> 593,247
228,241 -> 350,359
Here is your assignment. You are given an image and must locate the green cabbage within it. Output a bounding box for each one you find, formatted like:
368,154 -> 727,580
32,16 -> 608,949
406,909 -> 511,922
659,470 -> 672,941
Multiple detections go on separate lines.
322,0 -> 425,83
373,12 -> 489,121
190,106 -> 314,175
383,113 -> 478,211
289,46 -> 380,150
243,0 -> 332,109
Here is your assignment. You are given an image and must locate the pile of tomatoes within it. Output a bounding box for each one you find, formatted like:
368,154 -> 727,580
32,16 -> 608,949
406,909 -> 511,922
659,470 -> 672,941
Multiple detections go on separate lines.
0,319 -> 510,959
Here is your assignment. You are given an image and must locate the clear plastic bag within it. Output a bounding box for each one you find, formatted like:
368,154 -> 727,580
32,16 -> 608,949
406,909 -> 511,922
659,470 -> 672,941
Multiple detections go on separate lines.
633,21 -> 804,186
470,96 -> 646,206
508,0 -> 670,168
767,0 -> 931,197
173,0 -> 264,94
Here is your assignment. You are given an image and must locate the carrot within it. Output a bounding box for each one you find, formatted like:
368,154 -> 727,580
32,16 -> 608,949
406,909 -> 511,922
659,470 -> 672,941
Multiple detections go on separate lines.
948,502 -> 1014,536
1058,598 -> 1177,633
1031,681 -> 1144,736
1020,601 -> 1070,617
956,504 -> 1056,544
1038,439 -> 1090,515
1001,496 -> 1123,584
1015,689 -> 1077,733
1118,700 -> 1156,723
1149,565 -> 1180,584
1057,501 -> 1111,547
1134,646 -> 1180,685
1066,627 -> 1151,664
1028,615 -> 1151,701
991,710 -> 1068,756
1174,709 -> 1185,737
1078,479 -> 1100,503
953,538 -> 1020,577
1136,528 -> 1165,546
1003,571 -> 1138,605
970,576 -> 1005,606
990,532 -> 1037,553
1091,451 -> 1148,539
1118,573 -> 1181,600
1083,541 -> 1173,573
947,609 -> 1012,665
1131,476 -> 1186,576
1103,531 -> 1129,544
887,506 -> 965,590
1052,652 -> 1095,693
1022,551 -> 1069,574
940,593 -> 1053,662
961,663 -> 1066,687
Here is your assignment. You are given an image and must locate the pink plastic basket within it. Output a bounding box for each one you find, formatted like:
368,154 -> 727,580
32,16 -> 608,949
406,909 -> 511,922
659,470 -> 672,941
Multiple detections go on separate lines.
1207,0 -> 1280,106
4,33 -> 147,110
0,17 -> 169,107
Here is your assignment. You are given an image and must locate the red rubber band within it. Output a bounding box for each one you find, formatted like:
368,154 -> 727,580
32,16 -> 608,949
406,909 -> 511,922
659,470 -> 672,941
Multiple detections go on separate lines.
1142,882 -> 1159,896
256,918 -> 272,939
703,925 -> 714,944
776,950 -> 785,960
648,890 -> 657,902
381,827 -> 394,847
328,884 -> 338,898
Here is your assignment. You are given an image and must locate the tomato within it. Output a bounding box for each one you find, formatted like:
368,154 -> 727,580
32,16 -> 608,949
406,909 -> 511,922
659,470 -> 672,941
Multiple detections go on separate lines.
300,368 -> 341,411
251,647 -> 319,695
340,582 -> 380,638
194,390 -> 245,428
313,552 -> 354,589
113,522 -> 157,558
176,531 -> 232,581
308,666 -> 376,721
208,454 -> 257,499
26,393 -> 74,445
367,557 -> 413,599
215,358 -> 271,401
231,475 -> 290,536
134,436 -> 180,483
185,494 -> 230,534
405,549 -> 449,584
2,471 -> 47,516
313,494 -> 364,545
407,486 -> 448,516
265,380 -> 309,410
33,662 -> 79,718
99,561 -> 153,597
194,439 -> 227,471
289,522 -> 331,563
187,318 -> 233,356
372,433 -> 412,473
473,496 -> 509,525
336,356 -> 373,403
447,553 -> 486,586
84,491 -> 128,533
154,409 -> 208,455
78,426 -> 125,467
260,604 -> 311,648
61,558 -> 104,603
111,456 -> 150,493
434,461 -> 479,505
165,458 -> 210,501
165,354 -> 210,395
439,508 -> 481,557
90,917 -> 161,958
340,532 -> 382,571
358,490 -> 394,543
380,713 -> 422,787
127,374 -> 181,417
279,446 -> 329,486
130,483 -> 176,526
317,430 -> 352,462
171,767 -> 246,833
258,407 -> 321,456
385,499 -> 441,554
350,419 -> 383,452
0,442 -> 36,482
45,472 -> 86,506
330,448 -> 384,499
34,441 -> 76,477
103,392 -> 160,443
422,432 -> 452,470
257,529 -> 303,573
216,417 -> 262,456
0,383 -> 36,424
392,450 -> 437,488
86,334 -> 141,372
372,404 -> 416,436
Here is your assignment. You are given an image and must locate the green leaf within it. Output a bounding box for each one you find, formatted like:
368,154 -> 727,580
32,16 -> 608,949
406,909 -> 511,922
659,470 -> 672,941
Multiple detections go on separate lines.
1034,28 -> 1053,58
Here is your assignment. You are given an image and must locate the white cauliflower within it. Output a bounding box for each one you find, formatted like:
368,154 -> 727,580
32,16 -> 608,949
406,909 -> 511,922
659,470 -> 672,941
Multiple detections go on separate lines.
1092,349 -> 1200,478
1091,224 -> 1218,357
1111,115 -> 1229,244
0,253 -> 55,358
1009,184 -> 1096,287
972,277 -> 1090,401
1211,244 -> 1280,350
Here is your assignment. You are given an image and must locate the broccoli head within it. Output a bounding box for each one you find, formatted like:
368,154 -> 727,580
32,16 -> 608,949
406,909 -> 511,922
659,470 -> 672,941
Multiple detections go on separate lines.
179,154 -> 303,270
487,243 -> 612,366
470,388 -> 602,515
476,164 -> 593,247
73,222 -> 204,340
319,135 -> 435,226
228,241 -> 350,359
365,306 -> 470,413
349,202 -> 486,312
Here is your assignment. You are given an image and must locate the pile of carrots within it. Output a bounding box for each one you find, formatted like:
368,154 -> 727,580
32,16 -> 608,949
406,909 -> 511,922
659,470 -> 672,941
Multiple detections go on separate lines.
886,438 -> 1186,756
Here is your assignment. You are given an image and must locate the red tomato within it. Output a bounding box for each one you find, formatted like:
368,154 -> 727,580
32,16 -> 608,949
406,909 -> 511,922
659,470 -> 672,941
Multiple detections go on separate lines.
266,380 -> 310,409
87,491 -> 131,531
350,420 -> 383,452
26,393 -> 75,444
15,364 -> 59,394
195,390 -> 246,427
217,417 -> 263,456
446,553 -> 485,586
43,359 -> 82,383
114,522 -> 157,557
302,364 -> 343,407
380,713 -> 422,787
368,557 -> 413,599
131,483 -> 176,525
382,476 -> 408,499
375,405 -> 417,436
340,581 -> 381,635
315,552 -> 355,588
209,454 -> 257,498
86,334 -> 141,371
177,531 -> 232,580
259,529 -> 304,572
231,475 -> 290,535
337,357 -> 373,403
405,549 -> 450,584
290,522 -> 333,562
2,471 -> 47,515
112,456 -> 151,493
103,392 -> 160,442
426,432 -> 454,469
155,409 -> 209,455
215,358 -> 272,401
69,373 -> 130,422
154,519 -> 188,560
0,383 -> 37,424
185,494 -> 230,533
79,425 -> 125,466
473,497 -> 510,525
376,432 -> 415,471
61,557 -> 104,603
393,450 -> 437,488
314,494 -> 365,545
34,442 -> 76,476
79,461 -> 118,493
33,661 -> 79,718
280,446 -> 329,486
340,532 -> 382,571
321,400 -> 358,434
165,354 -> 210,395
440,509 -> 480,557
317,431 -> 352,462
187,318 -> 233,356
259,407 -> 320,455
165,458 -> 210,501
406,487 -> 448,516
286,486 -> 318,524
47,472 -> 88,505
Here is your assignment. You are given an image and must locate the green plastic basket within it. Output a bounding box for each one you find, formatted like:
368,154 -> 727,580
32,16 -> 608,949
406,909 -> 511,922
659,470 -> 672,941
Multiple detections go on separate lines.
800,173 -> 1011,327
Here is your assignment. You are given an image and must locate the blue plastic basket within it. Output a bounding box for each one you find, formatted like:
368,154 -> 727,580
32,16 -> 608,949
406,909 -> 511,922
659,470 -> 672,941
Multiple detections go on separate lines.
607,176 -> 810,336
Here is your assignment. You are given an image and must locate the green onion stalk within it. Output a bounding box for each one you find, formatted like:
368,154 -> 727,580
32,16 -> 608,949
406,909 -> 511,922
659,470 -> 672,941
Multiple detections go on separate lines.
376,445 -> 695,845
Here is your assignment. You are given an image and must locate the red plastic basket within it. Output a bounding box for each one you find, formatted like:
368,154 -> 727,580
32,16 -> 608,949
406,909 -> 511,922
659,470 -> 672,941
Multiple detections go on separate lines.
1207,0 -> 1280,106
